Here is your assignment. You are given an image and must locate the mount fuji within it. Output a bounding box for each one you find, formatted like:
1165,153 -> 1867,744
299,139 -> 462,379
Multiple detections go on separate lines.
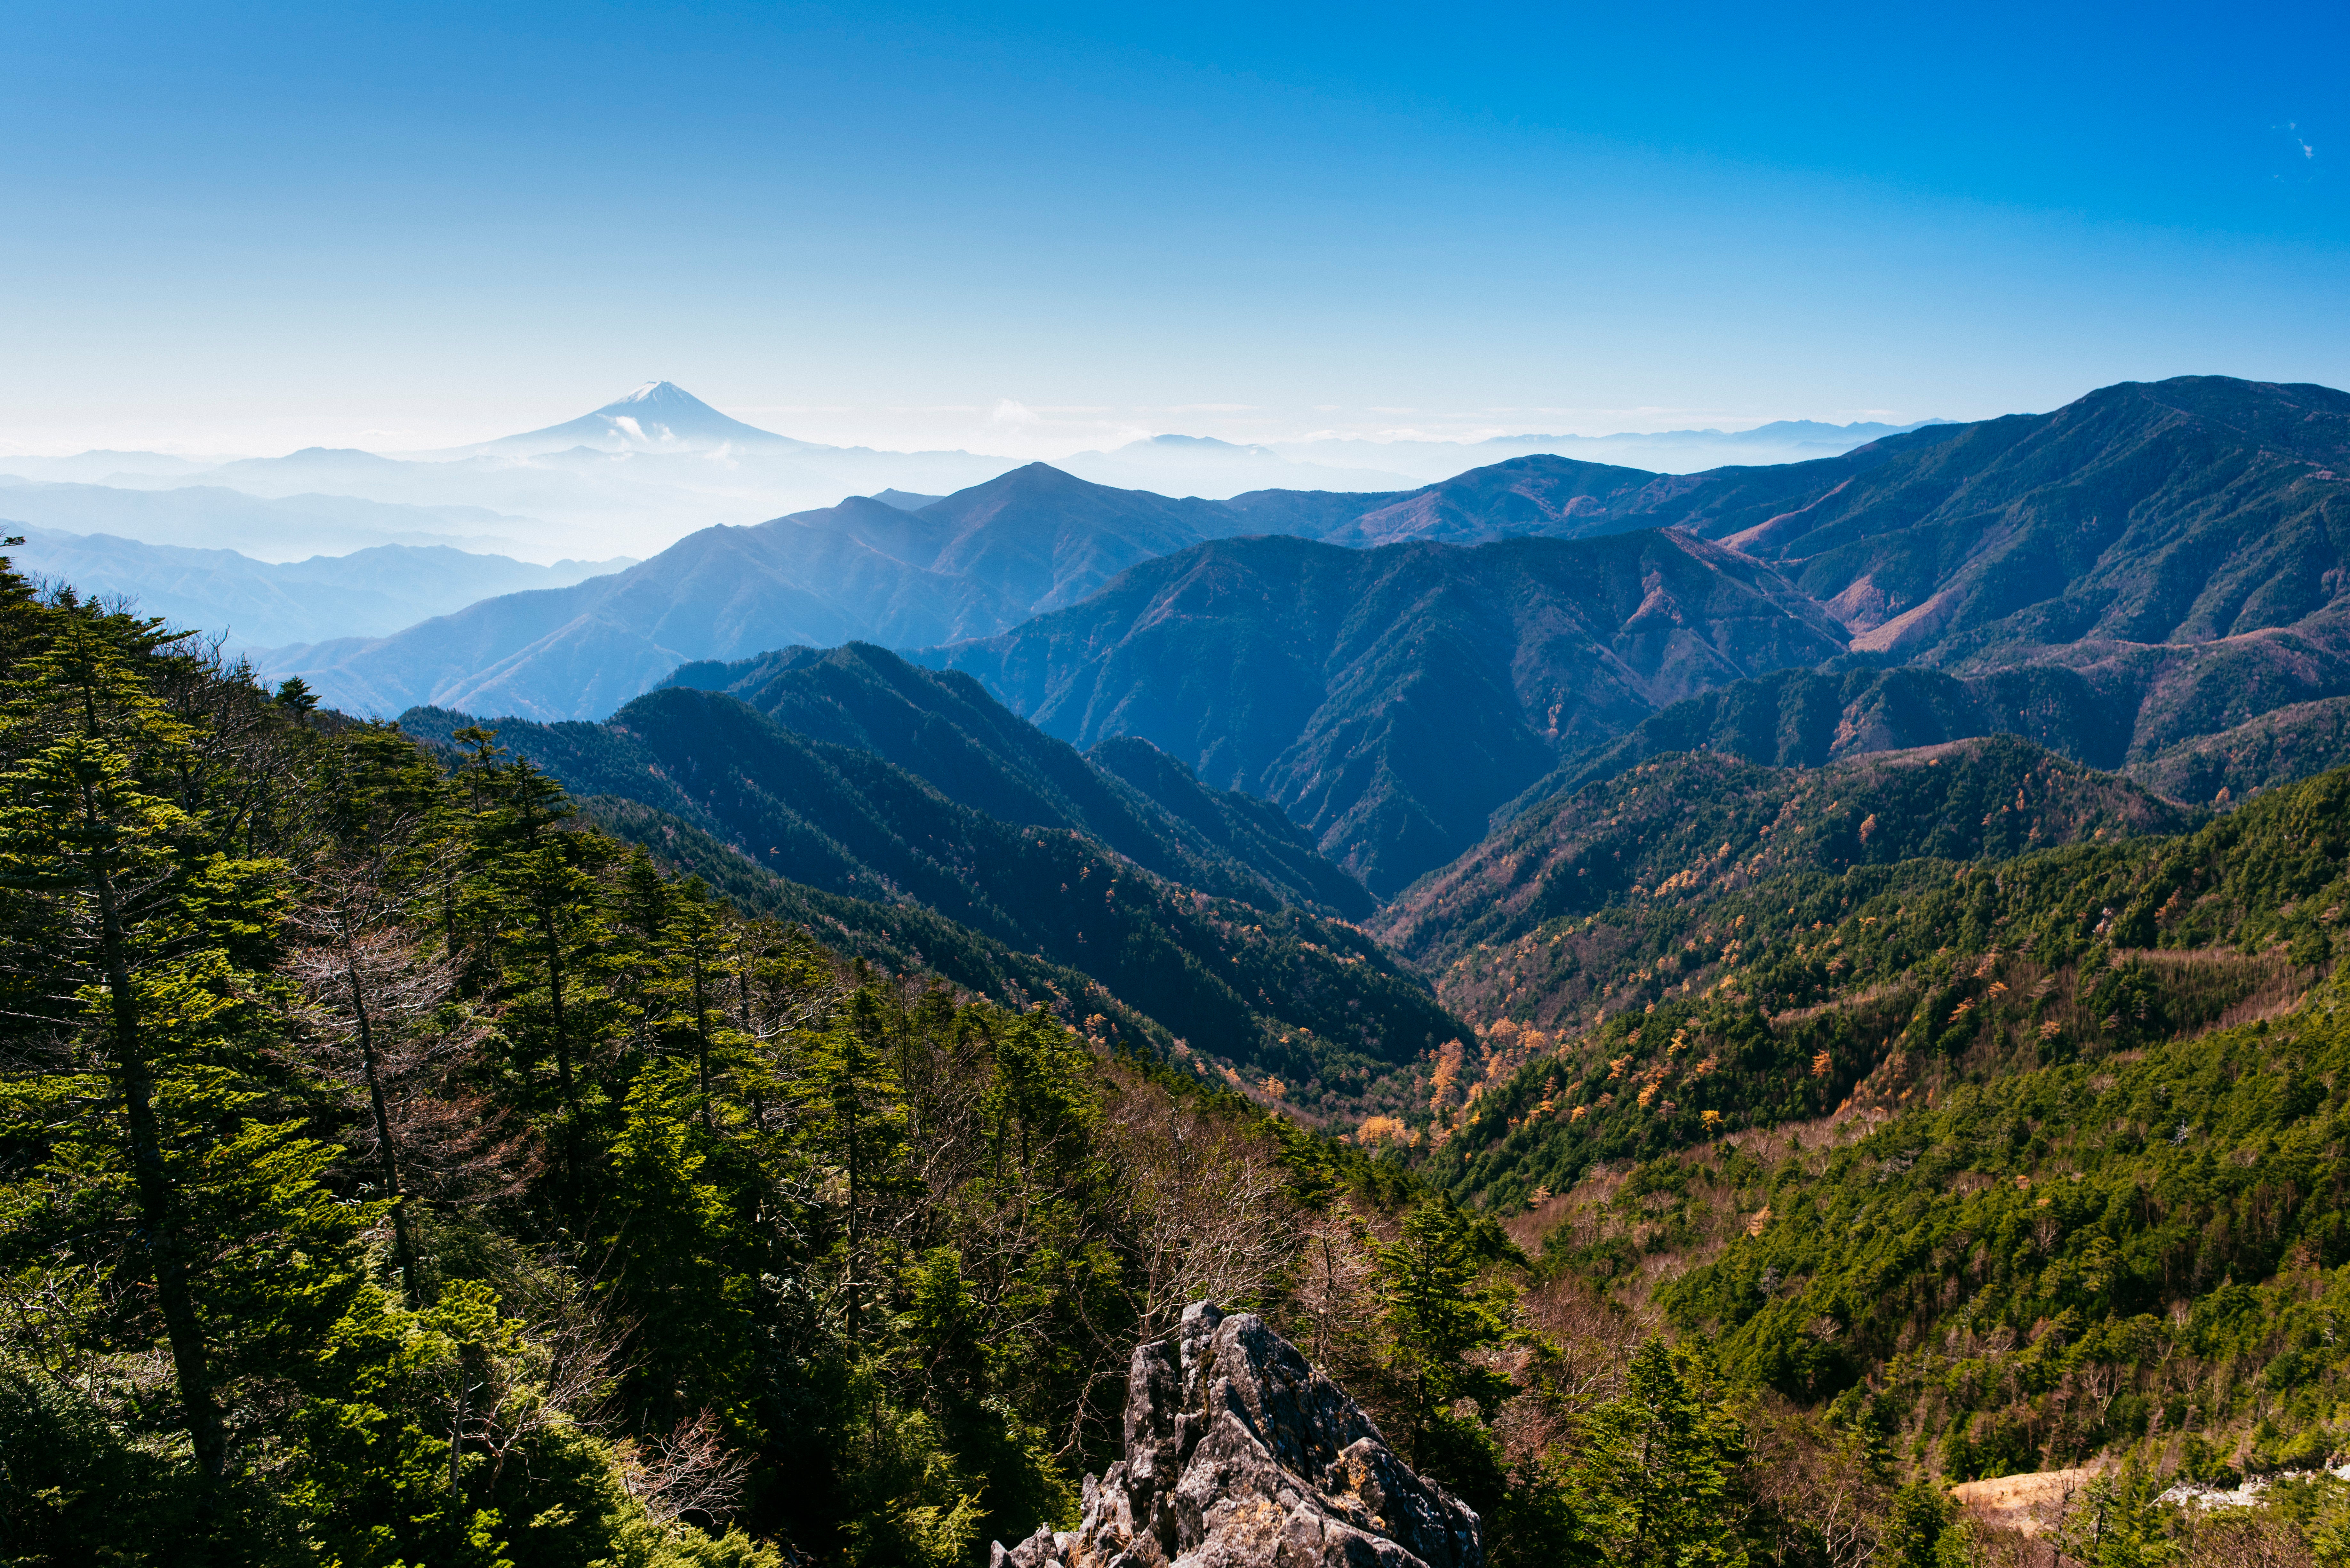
442,381 -> 824,457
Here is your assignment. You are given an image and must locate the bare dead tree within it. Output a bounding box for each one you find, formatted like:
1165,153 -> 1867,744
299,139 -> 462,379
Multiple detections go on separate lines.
2179,1511 -> 2317,1567
617,1407 -> 756,1528
1100,1070 -> 1295,1343
1741,1397 -> 1885,1568
1288,1202 -> 1382,1375
287,872 -> 537,1304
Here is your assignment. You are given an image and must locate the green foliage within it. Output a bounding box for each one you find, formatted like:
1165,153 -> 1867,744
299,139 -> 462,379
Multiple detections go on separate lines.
1565,1338 -> 1751,1567
666,641 -> 1377,921
3,556 -> 1306,1564
1640,963 -> 2350,1488
27,516 -> 2350,1568
1876,1480 -> 1956,1568
1375,1196 -> 1516,1506
2046,1471 -> 2181,1568
403,686 -> 1466,1115
1388,736 -> 2193,984
1427,760 -> 2350,1216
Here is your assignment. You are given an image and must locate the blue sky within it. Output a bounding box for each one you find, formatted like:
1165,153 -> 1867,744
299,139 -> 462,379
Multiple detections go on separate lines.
3,0 -> 2344,455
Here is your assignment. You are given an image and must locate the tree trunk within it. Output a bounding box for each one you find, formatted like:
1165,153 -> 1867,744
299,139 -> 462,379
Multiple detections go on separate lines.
537,899 -> 580,1200
89,802 -> 227,1484
344,929 -> 420,1308
692,954 -> 712,1130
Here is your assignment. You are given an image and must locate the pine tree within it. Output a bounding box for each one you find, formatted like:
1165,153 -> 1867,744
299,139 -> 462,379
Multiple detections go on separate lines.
661,877 -> 735,1131
283,724 -> 461,1306
0,596 -> 246,1485
804,984 -> 915,1335
460,733 -> 615,1212
0,571 -> 382,1556
1569,1337 -> 1751,1568
1377,1195 -> 1515,1464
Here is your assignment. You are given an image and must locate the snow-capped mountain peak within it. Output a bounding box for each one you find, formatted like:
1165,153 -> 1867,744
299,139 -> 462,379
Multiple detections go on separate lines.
466,383 -> 813,456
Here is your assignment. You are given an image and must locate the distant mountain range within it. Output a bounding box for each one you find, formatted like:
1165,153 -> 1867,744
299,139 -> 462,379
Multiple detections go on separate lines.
5,529 -> 631,648
0,384 -> 1922,562
257,453 -> 1755,722
0,449 -> 229,483
0,476 -> 543,559
20,374 -> 2350,923
0,387 -> 1021,560
926,529 -> 1845,895
1056,434 -> 1425,495
1266,418 -> 1947,482
71,439 -> 1016,561
255,463 -> 1251,718
250,376 -> 2350,903
918,377 -> 2350,892
423,380 -> 829,458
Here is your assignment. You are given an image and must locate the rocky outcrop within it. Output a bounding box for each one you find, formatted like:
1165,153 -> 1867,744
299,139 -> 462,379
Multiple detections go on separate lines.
992,1301 -> 1482,1568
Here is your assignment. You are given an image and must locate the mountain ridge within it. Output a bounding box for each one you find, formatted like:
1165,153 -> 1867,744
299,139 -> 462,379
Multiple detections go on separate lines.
396,686 -> 1459,1114
659,641 -> 1375,919
257,453 -> 1753,722
5,529 -> 630,648
925,527 -> 1849,894
1371,734 -> 2198,1009
923,377 -> 2350,894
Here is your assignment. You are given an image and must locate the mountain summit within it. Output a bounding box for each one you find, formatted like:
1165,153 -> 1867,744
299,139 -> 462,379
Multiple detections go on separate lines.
466,381 -> 817,456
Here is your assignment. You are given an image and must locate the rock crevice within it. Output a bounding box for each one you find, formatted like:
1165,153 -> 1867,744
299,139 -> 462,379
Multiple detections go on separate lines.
993,1301 -> 1482,1568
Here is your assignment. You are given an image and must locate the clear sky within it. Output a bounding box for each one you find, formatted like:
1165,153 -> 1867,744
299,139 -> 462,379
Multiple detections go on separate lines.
3,0 -> 2344,458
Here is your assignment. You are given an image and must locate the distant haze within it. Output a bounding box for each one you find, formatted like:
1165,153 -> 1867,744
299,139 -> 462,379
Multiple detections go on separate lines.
0,382 -> 1928,561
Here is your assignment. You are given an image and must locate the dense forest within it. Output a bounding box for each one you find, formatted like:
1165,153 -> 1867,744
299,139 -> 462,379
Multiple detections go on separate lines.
10,547 -> 2350,1568
0,559 -> 1783,1564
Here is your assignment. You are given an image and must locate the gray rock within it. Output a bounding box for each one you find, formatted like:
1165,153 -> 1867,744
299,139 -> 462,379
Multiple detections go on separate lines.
990,1301 -> 1482,1568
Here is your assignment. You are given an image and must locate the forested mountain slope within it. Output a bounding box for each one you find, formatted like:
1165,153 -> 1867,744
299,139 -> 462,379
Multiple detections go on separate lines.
1511,659 -> 2350,835
1659,991 -> 2350,1464
397,690 -> 1459,1110
1379,760 -> 2350,1557
25,554 -> 2350,1564
929,379 -> 2350,887
1376,736 -> 2196,990
1226,452 -> 1663,547
574,793 -> 1213,1062
2125,693 -> 2350,805
928,529 -> 1845,894
1687,377 -> 2350,667
1510,662 -> 2152,803
1416,759 -> 2346,1207
9,556 -> 1993,1568
0,559 -> 1454,1564
659,641 -> 1372,918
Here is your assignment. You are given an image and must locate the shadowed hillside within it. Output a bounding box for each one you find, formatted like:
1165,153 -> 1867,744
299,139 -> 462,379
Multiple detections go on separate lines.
931,379 -> 2350,890
1375,736 -> 2194,995
928,529 -> 1845,894
662,641 -> 1374,918
398,690 -> 1460,1112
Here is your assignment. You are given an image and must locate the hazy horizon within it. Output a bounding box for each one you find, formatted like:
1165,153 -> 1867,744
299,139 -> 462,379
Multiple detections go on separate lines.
0,386 -> 1944,465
